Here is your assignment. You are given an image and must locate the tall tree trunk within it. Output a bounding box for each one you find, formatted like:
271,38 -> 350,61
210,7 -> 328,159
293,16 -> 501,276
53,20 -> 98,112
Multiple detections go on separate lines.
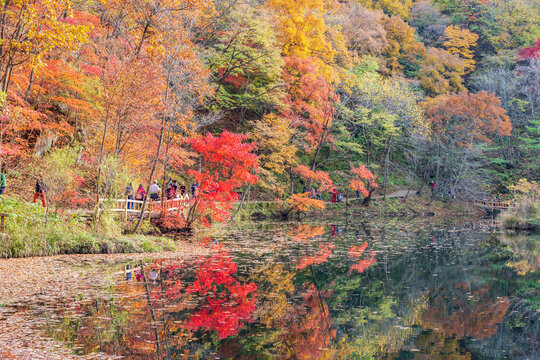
132,113 -> 167,233
94,105 -> 111,220
23,68 -> 35,102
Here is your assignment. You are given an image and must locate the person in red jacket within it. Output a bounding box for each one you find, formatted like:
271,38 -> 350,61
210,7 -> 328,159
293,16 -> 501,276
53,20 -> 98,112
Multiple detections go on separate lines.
33,176 -> 47,207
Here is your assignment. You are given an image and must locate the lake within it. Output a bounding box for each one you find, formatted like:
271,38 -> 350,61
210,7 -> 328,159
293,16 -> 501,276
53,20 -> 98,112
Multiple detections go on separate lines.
1,218 -> 538,359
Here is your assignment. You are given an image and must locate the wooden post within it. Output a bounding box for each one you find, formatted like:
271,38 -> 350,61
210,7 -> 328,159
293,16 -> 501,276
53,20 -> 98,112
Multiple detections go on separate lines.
0,213 -> 7,233
124,196 -> 129,220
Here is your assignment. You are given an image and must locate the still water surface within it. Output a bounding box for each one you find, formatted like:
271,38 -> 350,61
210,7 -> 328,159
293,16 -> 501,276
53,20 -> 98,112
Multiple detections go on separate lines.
14,219 -> 540,359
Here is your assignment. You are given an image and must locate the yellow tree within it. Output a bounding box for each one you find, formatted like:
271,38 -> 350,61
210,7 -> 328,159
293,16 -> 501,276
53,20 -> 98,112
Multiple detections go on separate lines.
250,113 -> 298,192
0,0 -> 89,93
267,0 -> 343,83
419,47 -> 465,96
443,25 -> 479,74
380,14 -> 425,75
356,0 -> 414,18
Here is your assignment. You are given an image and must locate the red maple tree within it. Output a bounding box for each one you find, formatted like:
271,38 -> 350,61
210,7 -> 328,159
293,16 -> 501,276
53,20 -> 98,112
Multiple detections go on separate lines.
185,131 -> 259,227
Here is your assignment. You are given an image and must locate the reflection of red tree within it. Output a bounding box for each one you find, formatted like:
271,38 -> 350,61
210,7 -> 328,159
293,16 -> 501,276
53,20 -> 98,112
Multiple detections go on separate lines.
296,243 -> 335,270
284,284 -> 336,359
159,245 -> 257,339
421,285 -> 510,340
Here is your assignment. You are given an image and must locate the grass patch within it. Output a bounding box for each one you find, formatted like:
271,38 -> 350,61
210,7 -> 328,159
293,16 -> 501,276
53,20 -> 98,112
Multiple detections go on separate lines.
0,196 -> 176,258
500,197 -> 540,232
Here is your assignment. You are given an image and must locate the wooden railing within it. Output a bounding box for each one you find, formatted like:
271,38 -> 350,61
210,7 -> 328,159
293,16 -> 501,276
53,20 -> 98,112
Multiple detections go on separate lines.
473,199 -> 514,210
99,197 -> 191,218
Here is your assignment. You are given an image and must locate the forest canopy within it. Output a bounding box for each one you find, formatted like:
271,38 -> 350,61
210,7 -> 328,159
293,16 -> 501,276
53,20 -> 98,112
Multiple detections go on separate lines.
0,0 -> 538,222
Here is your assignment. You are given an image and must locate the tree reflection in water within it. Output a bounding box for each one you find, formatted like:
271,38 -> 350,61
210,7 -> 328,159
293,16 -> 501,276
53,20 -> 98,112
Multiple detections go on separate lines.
44,222 -> 538,359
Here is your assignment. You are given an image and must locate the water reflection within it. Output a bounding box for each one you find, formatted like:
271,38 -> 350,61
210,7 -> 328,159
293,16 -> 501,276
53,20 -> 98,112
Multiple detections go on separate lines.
22,221 -> 539,359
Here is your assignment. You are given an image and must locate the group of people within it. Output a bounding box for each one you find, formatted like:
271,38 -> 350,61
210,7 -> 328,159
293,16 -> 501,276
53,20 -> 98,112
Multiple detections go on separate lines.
304,187 -> 346,203
431,181 -> 457,200
125,180 -> 199,204
0,171 -> 48,208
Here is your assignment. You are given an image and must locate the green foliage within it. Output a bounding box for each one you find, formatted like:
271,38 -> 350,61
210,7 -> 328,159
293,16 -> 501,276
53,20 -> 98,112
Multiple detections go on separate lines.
206,6 -> 284,120
0,196 -> 175,257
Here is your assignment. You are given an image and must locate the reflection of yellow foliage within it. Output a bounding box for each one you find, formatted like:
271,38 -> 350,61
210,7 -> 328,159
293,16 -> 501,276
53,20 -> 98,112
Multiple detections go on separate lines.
415,331 -> 472,360
507,259 -> 536,276
328,294 -> 429,359
251,264 -> 296,328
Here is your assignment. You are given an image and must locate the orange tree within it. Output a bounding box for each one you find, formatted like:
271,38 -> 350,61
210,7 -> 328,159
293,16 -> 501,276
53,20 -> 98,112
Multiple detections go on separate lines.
421,91 -> 512,197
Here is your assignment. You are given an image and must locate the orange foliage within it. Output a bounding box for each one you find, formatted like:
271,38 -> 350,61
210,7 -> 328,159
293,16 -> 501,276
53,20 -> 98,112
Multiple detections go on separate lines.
350,251 -> 376,274
289,224 -> 326,242
349,164 -> 377,198
349,242 -> 369,258
286,193 -> 326,213
283,57 -> 339,151
293,165 -> 333,192
421,286 -> 510,340
423,91 -> 512,145
284,284 -> 336,359
296,243 -> 335,270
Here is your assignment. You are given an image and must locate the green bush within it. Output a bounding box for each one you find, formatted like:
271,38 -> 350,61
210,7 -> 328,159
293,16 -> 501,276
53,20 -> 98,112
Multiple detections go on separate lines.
0,196 -> 176,257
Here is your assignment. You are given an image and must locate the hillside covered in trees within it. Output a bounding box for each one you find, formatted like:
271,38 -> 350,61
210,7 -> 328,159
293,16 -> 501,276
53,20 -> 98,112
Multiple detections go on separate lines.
0,0 -> 539,232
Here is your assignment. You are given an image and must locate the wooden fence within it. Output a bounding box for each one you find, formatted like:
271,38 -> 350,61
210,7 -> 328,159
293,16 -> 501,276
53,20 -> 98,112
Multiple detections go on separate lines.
472,199 -> 514,210
99,197 -> 191,219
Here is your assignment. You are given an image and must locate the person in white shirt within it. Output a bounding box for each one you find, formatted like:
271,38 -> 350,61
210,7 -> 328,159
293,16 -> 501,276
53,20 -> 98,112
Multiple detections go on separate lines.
149,180 -> 161,201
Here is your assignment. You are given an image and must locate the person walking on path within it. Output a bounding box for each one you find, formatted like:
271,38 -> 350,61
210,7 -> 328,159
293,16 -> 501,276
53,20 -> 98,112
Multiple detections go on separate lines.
135,184 -> 146,201
430,181 -> 436,196
331,188 -> 338,203
167,180 -> 178,200
0,171 -> 6,196
125,183 -> 134,209
33,176 -> 47,207
149,180 -> 161,201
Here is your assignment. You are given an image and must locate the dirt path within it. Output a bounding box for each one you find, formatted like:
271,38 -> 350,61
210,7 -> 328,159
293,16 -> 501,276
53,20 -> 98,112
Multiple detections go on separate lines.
374,189 -> 418,199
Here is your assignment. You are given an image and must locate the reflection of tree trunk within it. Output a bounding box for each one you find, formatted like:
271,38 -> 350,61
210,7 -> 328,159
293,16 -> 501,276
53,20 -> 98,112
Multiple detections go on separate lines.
235,182 -> 252,219
309,264 -> 327,316
361,222 -> 374,242
140,261 -> 162,359
382,141 -> 392,200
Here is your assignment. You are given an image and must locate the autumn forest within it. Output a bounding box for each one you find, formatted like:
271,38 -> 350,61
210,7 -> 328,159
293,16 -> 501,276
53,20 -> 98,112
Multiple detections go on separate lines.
0,1 -> 539,358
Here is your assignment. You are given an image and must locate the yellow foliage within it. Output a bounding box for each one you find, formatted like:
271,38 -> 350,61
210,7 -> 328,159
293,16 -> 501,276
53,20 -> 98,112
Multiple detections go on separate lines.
380,14 -> 425,75
509,179 -> 540,196
250,114 -> 298,189
267,0 -> 345,83
356,0 -> 414,18
444,25 -> 479,74
419,47 -> 465,96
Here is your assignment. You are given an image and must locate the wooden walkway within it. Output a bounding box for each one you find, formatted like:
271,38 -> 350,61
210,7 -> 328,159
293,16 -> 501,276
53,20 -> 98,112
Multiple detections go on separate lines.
472,199 -> 514,210
99,198 -> 191,219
